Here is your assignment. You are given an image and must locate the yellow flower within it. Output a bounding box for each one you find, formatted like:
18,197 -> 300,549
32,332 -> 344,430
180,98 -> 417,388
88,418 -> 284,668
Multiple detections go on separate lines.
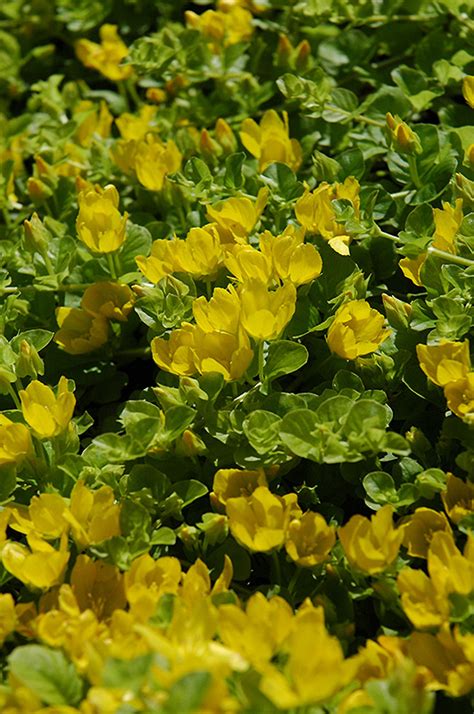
81,282 -> 135,322
226,485 -> 300,552
260,228 -> 322,286
285,511 -> 336,567
338,505 -> 403,575
295,177 -> 360,255
442,472 -> 474,524
399,253 -> 426,287
385,113 -> 422,154
1,533 -> 69,590
136,238 -> 175,283
111,138 -> 138,174
19,376 -> 75,439
172,226 -> 226,279
0,415 -> 33,467
240,279 -> 296,341
211,468 -> 268,511
398,531 -> 474,630
70,555 -> 126,620
151,323 -> 198,377
115,105 -> 157,141
224,243 -> 273,284
54,307 -> 109,354
192,326 -> 254,381
327,299 -> 390,360
8,492 -> 69,539
401,507 -> 452,558
260,607 -> 352,708
74,100 -> 113,147
462,75 -> 474,109
75,24 -> 132,81
125,554 -> 181,620
185,7 -> 253,51
206,187 -> 268,243
407,626 -> 474,698
76,184 -> 128,253
240,110 -> 302,172
218,592 -> 293,669
0,594 -> 16,647
134,134 -> 182,192
444,373 -> 474,421
416,340 -> 471,387
431,199 -> 463,253
66,479 -> 121,549
193,285 -> 241,334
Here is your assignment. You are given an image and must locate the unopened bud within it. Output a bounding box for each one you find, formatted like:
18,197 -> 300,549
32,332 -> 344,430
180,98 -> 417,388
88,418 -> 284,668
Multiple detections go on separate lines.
176,429 -> 207,458
295,39 -> 311,72
146,87 -> 167,104
199,128 -> 222,163
215,118 -> 237,154
454,172 -> 474,211
16,340 -> 44,379
24,213 -> 50,254
466,144 -> 474,166
382,293 -> 412,330
27,177 -> 53,203
276,34 -> 293,66
197,513 -> 228,546
386,113 -> 422,155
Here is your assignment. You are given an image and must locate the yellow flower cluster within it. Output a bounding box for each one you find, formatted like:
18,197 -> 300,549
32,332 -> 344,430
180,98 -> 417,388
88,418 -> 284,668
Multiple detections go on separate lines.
295,177 -> 361,255
55,282 -> 135,355
417,339 -> 473,421
142,192 -> 324,381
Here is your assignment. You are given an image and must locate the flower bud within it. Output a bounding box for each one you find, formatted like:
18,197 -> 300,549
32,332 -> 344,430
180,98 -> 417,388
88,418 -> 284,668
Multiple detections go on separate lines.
295,39 -> 311,72
276,34 -> 293,66
382,293 -> 412,330
16,340 -> 44,380
145,87 -> 167,104
175,429 -> 207,458
199,128 -> 222,163
27,177 -> 53,204
215,118 -> 237,154
454,172 -> 474,212
386,113 -> 422,155
24,213 -> 50,254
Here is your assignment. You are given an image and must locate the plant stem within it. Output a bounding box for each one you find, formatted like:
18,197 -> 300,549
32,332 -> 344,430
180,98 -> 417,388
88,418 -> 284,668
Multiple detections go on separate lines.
107,253 -> 117,280
407,155 -> 422,189
271,551 -> 282,586
258,340 -> 265,384
427,247 -> 474,267
7,383 -> 21,410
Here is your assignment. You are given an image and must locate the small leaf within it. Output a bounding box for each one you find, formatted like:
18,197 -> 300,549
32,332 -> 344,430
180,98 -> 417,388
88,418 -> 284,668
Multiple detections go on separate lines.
264,340 -> 308,382
8,645 -> 83,706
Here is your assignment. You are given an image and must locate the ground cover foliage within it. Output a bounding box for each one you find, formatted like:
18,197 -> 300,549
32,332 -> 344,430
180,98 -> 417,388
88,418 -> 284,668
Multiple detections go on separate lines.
0,0 -> 474,711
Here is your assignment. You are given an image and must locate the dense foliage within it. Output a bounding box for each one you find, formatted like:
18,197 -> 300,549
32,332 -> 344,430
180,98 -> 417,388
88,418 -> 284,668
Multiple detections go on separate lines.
1,0 -> 474,711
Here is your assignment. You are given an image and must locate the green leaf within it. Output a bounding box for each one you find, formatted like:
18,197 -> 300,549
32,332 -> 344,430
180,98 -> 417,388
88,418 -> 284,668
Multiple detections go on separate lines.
151,527 -> 177,545
279,409 -> 320,460
102,654 -> 152,691
224,152 -> 245,189
8,645 -> 83,706
173,479 -> 208,507
343,400 -> 392,435
264,340 -> 308,383
120,224 -> 153,275
119,499 -> 151,541
164,671 -> 211,714
363,472 -> 397,504
262,163 -> 304,200
243,410 -> 282,455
